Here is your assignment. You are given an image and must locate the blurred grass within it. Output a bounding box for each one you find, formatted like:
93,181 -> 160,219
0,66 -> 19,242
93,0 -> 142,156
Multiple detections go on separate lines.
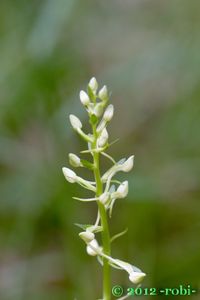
0,0 -> 200,299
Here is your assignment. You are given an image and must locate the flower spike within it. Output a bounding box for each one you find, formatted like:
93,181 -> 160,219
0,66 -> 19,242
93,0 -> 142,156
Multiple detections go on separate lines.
62,77 -> 146,299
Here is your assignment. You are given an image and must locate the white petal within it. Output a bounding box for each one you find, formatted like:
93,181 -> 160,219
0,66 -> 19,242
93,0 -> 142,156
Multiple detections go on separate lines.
129,271 -> 146,284
86,239 -> 99,256
116,181 -> 129,198
69,153 -> 81,167
98,128 -> 108,147
69,114 -> 82,130
99,192 -> 109,204
103,104 -> 114,122
79,231 -> 94,243
89,77 -> 98,91
98,85 -> 108,100
80,90 -> 90,105
62,167 -> 77,183
121,155 -> 134,172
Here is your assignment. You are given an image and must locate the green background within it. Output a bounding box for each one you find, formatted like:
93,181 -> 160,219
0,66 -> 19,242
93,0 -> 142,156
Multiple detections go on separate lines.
0,1 -> 199,299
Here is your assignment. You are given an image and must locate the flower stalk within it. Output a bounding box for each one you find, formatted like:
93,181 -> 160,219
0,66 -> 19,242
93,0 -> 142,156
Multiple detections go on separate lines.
62,77 -> 146,300
92,123 -> 111,300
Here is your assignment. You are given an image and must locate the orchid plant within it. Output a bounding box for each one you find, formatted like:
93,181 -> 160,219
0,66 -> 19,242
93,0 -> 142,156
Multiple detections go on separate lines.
62,77 -> 146,300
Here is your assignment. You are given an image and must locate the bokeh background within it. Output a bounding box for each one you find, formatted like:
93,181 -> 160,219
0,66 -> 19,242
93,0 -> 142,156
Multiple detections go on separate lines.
0,1 -> 200,299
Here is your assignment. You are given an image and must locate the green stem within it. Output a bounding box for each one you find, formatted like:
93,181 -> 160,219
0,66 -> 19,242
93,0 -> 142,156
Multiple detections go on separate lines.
92,124 -> 111,300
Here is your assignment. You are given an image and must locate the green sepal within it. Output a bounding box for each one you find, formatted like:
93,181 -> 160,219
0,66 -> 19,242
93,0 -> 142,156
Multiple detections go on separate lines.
81,159 -> 94,170
110,228 -> 128,243
74,223 -> 93,230
89,225 -> 103,233
74,223 -> 102,233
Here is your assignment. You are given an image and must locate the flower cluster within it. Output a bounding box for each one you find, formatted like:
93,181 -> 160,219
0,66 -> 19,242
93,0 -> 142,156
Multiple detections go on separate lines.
62,77 -> 146,288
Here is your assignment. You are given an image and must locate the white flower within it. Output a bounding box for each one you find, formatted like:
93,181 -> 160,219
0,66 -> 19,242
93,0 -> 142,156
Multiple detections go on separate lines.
98,128 -> 108,147
95,252 -> 146,284
98,85 -> 108,101
86,239 -> 100,256
110,258 -> 146,284
129,271 -> 146,284
121,155 -> 134,172
69,114 -> 82,130
62,167 -> 77,183
115,181 -> 128,198
69,153 -> 81,167
79,231 -> 95,243
80,90 -> 90,105
101,156 -> 134,183
103,104 -> 114,122
89,77 -> 98,92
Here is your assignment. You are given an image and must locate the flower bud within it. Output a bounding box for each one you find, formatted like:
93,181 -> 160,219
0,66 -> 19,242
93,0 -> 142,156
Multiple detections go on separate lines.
99,192 -> 109,204
86,239 -> 99,256
116,181 -> 128,198
129,271 -> 146,284
62,167 -> 77,183
98,85 -> 108,101
80,90 -> 90,106
98,128 -> 108,147
88,77 -> 98,92
103,104 -> 114,122
121,155 -> 134,172
79,231 -> 95,243
69,153 -> 81,167
94,103 -> 104,117
69,114 -> 82,130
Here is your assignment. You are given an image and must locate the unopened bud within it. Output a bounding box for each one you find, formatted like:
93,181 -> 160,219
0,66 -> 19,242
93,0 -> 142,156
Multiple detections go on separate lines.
103,104 -> 114,122
62,167 -> 77,183
98,128 -> 108,147
69,114 -> 82,130
89,77 -> 98,92
94,103 -> 104,117
98,85 -> 108,101
80,90 -> 90,106
69,153 -> 81,167
79,231 -> 95,243
129,271 -> 146,284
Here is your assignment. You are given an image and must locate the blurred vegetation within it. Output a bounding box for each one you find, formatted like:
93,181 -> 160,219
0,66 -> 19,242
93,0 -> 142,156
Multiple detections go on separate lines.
0,1 -> 199,299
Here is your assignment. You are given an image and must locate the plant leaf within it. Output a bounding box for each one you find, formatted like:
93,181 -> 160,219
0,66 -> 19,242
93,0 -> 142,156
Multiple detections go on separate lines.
111,228 -> 128,243
73,196 -> 97,202
74,223 -> 93,230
